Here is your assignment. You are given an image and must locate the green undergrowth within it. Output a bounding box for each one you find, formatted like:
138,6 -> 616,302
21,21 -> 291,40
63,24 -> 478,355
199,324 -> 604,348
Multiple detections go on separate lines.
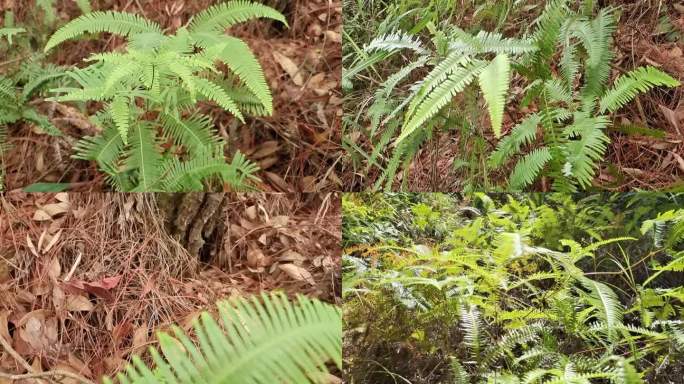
343,193 -> 684,383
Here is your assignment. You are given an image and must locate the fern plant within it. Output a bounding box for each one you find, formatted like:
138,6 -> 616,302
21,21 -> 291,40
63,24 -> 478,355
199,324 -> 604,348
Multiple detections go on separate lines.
105,293 -> 341,384
43,1 -> 287,191
359,26 -> 536,189
0,62 -> 68,190
490,2 -> 680,191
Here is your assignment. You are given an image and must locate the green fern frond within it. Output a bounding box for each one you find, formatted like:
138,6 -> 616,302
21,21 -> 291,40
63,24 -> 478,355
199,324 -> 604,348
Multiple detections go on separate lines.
160,112 -> 219,156
544,78 -> 573,105
461,305 -> 483,359
490,113 -> 541,167
225,151 -> 260,191
365,31 -> 426,55
578,277 -> 623,337
561,115 -> 609,188
559,42 -> 580,89
451,360 -> 470,384
189,1 -> 287,34
104,293 -> 341,384
45,11 -> 163,52
110,95 -> 131,145
451,30 -> 536,55
212,36 -> 273,114
22,109 -> 62,136
159,149 -> 229,192
194,77 -> 245,122
509,148 -> 552,190
599,66 -> 679,113
104,61 -> 141,95
0,27 -> 25,45
479,53 -> 510,138
126,123 -> 162,191
73,124 -> 124,166
397,59 -> 485,144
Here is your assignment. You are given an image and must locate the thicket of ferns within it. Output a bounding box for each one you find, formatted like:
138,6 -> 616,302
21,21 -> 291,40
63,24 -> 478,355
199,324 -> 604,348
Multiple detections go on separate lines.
353,0 -> 679,191
343,193 -> 684,383
1,1 -> 286,192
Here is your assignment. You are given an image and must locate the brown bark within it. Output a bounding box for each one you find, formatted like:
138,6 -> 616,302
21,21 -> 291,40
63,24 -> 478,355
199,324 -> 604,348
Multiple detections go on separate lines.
157,193 -> 231,269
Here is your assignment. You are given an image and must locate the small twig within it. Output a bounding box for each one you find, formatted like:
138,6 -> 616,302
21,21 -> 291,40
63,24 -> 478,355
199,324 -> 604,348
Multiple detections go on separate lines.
64,251 -> 82,282
0,370 -> 95,384
0,333 -> 32,373
0,334 -> 94,384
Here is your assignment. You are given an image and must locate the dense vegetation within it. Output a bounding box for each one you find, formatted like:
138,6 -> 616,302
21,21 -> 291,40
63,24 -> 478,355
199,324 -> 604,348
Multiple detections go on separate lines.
342,0 -> 683,191
343,193 -> 684,383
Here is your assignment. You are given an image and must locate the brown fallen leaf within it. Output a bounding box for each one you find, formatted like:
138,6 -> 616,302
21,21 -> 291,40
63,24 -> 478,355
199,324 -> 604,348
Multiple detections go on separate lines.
279,264 -> 315,285
273,52 -> 304,86
64,294 -> 94,312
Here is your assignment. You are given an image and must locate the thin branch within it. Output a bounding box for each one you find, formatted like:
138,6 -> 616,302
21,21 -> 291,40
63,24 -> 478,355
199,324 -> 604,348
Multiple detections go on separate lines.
0,370 -> 96,384
0,334 -> 95,384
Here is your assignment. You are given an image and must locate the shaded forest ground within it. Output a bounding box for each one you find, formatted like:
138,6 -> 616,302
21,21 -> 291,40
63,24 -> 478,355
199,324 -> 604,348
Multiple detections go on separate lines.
1,0 -> 342,192
341,0 -> 684,191
0,192 -> 341,380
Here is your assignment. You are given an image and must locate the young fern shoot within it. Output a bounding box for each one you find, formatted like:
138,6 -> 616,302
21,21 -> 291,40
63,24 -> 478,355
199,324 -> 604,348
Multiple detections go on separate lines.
44,1 -> 287,192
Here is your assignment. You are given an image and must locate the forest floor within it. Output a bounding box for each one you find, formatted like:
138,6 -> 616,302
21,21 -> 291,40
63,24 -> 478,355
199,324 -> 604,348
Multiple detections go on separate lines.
1,0 -> 343,193
341,1 -> 684,191
0,192 -> 341,381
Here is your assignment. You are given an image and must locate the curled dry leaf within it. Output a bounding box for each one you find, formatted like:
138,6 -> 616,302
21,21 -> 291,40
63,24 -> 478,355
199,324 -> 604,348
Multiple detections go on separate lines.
278,263 -> 315,286
64,294 -> 94,312
273,51 -> 304,86
247,248 -> 265,268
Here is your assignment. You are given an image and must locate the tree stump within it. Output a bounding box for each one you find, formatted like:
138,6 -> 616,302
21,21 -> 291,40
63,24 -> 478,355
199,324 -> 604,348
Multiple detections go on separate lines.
157,193 -> 232,269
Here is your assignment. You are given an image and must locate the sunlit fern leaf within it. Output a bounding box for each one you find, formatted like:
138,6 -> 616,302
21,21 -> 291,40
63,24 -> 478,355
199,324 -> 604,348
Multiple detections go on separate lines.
397,59 -> 486,144
509,147 -> 552,190
405,52 -> 469,118
102,60 -> 140,95
126,123 -> 162,192
578,277 -> 623,338
44,11 -> 163,52
73,125 -> 124,166
490,113 -> 541,167
193,77 -> 245,123
451,30 -> 536,55
461,305 -> 483,360
189,1 -> 287,34
110,95 -> 130,145
211,36 -> 273,114
364,31 -> 426,54
104,293 -> 341,384
478,53 -> 510,138
599,66 -> 679,113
